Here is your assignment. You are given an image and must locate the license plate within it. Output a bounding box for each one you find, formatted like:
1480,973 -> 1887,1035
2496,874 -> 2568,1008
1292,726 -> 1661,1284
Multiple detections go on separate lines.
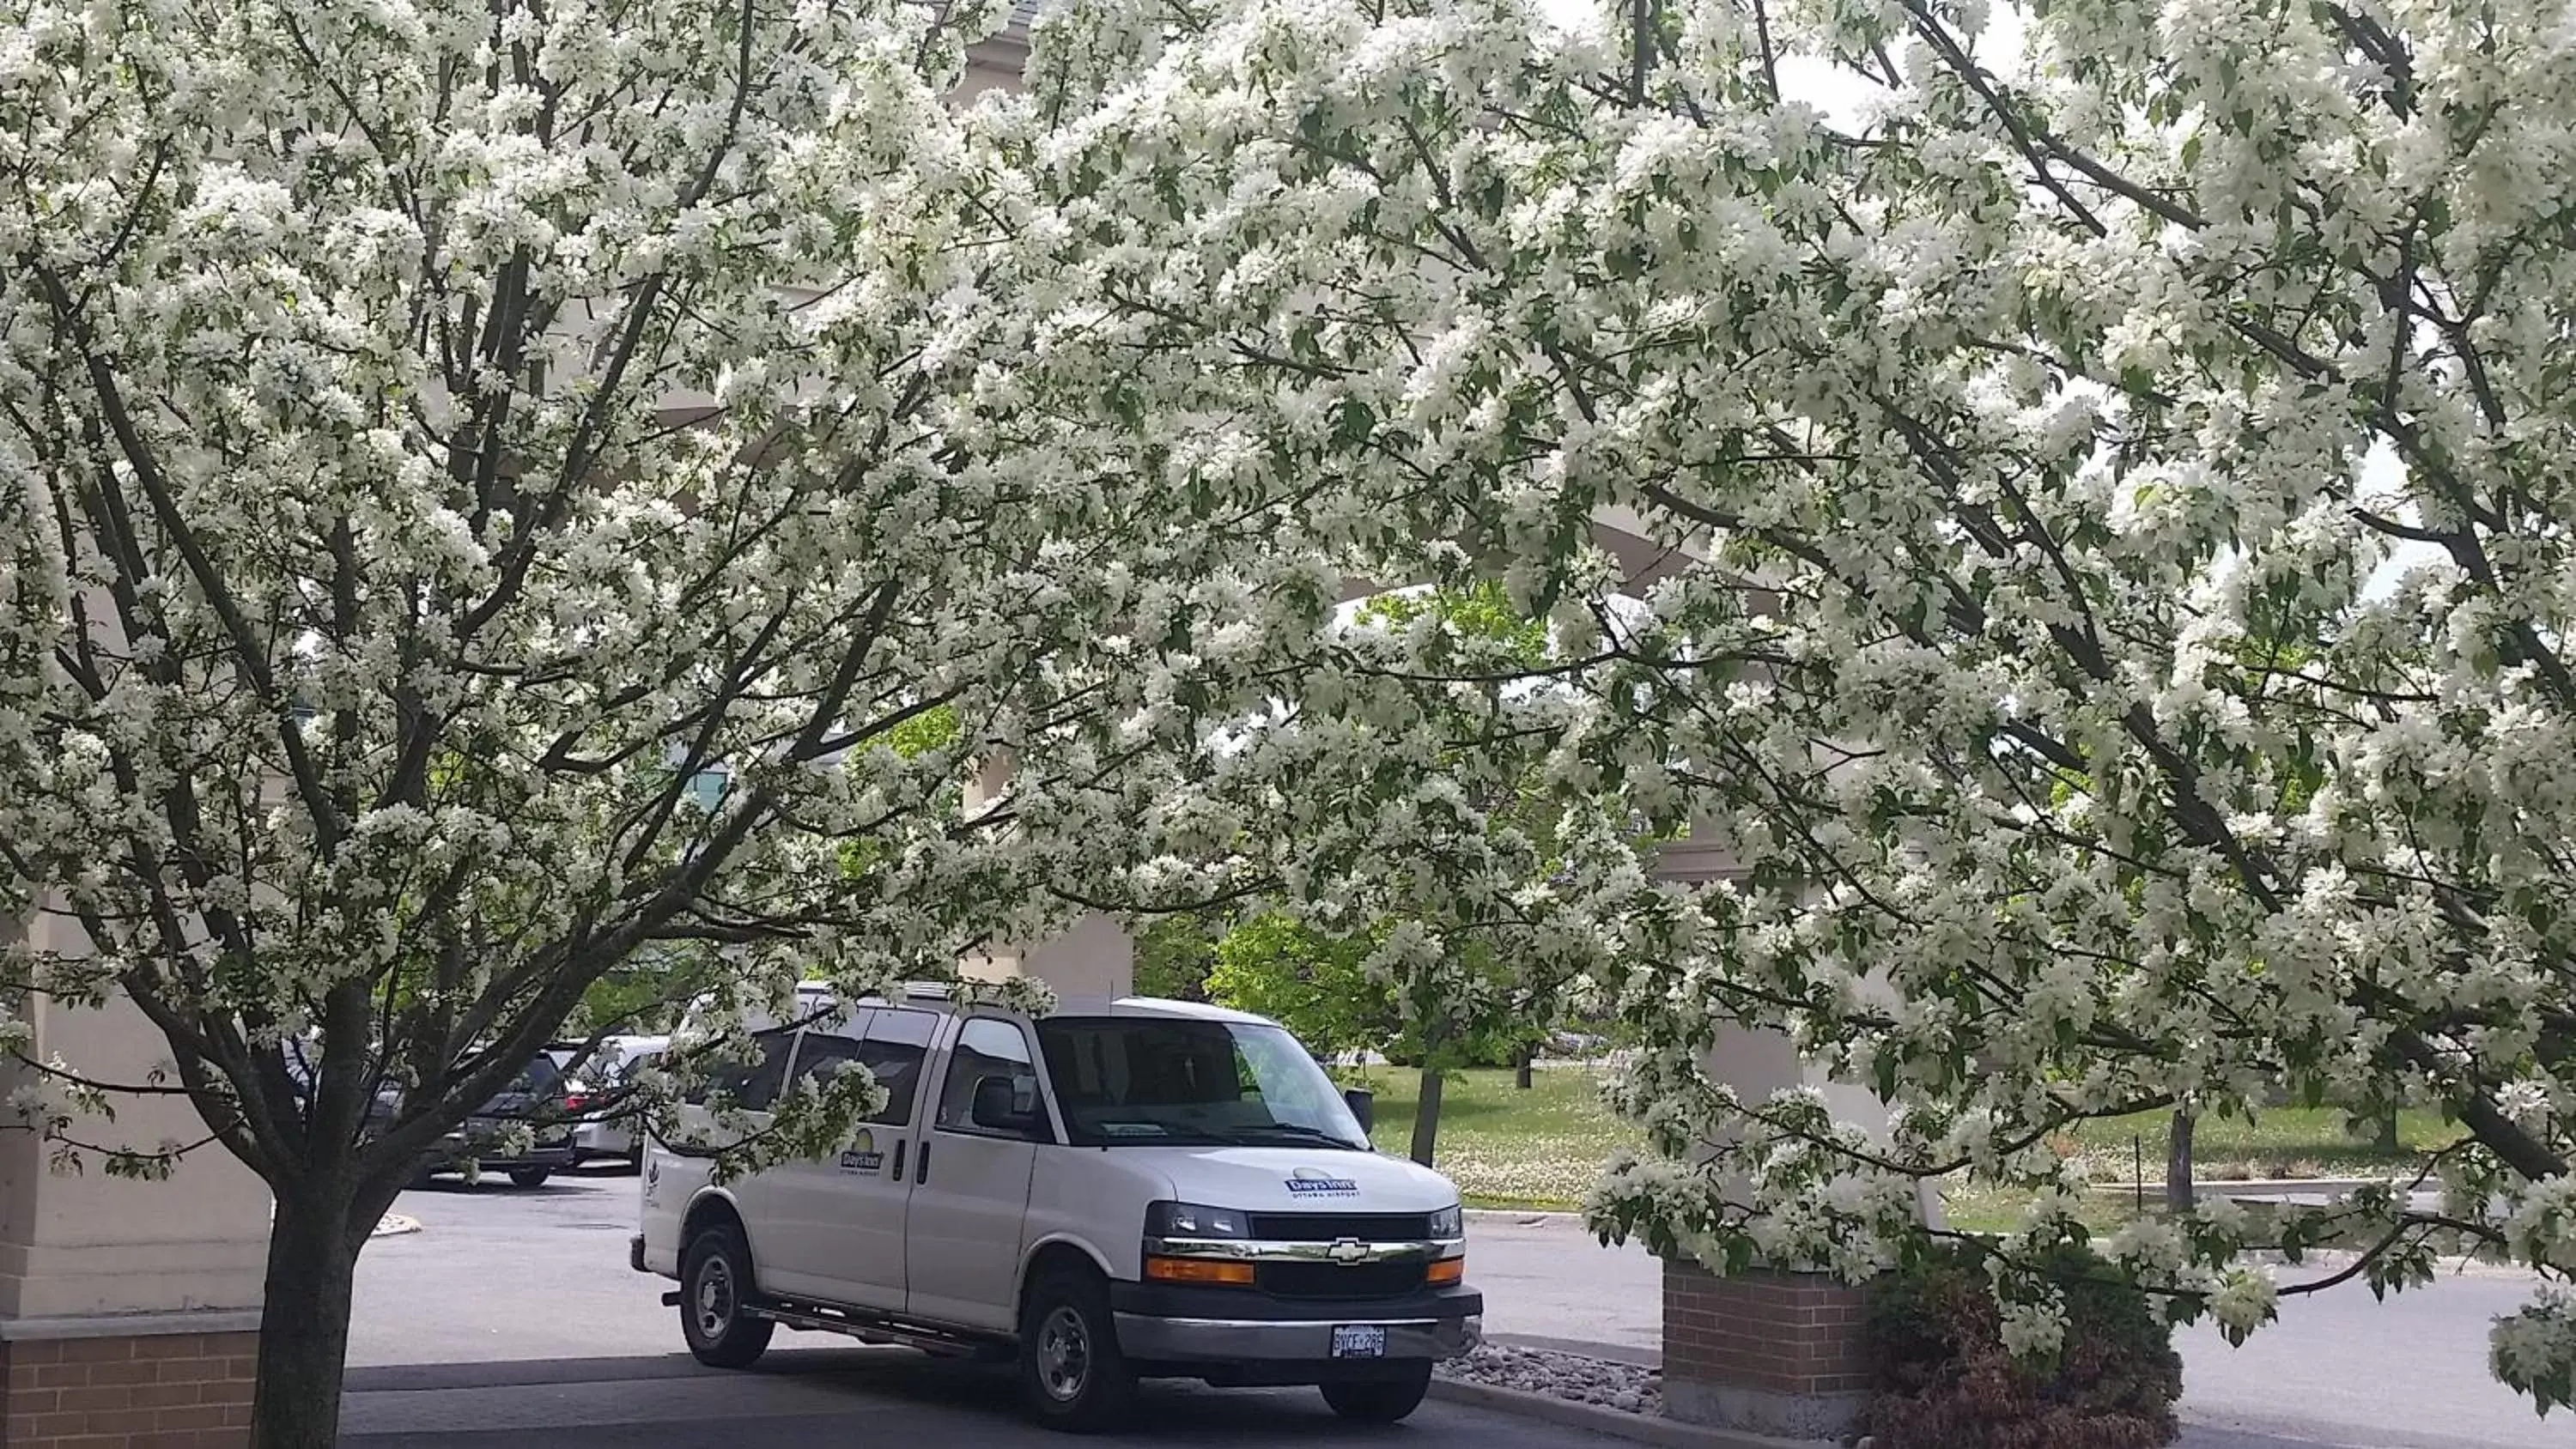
1330,1325 -> 1387,1359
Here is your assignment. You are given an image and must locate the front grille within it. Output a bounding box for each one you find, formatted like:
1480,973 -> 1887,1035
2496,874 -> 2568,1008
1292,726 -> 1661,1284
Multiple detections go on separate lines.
1255,1260 -> 1427,1300
1246,1213 -> 1434,1241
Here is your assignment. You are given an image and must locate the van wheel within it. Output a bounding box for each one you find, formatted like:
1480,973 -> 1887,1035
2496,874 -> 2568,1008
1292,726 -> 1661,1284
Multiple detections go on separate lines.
679,1225 -> 774,1369
1321,1365 -> 1432,1423
508,1167 -> 552,1188
1019,1266 -> 1134,1432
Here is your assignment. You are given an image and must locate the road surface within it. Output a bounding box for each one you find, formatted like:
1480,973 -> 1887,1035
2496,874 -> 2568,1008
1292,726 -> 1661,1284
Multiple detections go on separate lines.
350,1172 -> 2561,1448
344,1351 -> 1633,1447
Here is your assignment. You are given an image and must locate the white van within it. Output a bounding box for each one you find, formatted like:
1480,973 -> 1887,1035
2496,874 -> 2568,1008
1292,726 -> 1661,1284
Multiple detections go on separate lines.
631,986 -> 1479,1430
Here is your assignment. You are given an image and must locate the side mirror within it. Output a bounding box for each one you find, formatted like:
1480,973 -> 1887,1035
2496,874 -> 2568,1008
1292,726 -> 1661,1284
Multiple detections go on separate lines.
1343,1087 -> 1375,1134
972,1076 -> 1042,1137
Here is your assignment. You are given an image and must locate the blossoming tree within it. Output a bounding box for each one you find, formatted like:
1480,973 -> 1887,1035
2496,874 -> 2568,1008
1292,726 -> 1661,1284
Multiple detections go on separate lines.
0,0 -> 1373,1440
1022,0 -> 2576,1410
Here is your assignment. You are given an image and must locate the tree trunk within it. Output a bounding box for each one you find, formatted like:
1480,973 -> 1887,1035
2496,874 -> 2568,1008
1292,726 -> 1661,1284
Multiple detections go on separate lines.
2372,1105 -> 2400,1154
250,1190 -> 363,1449
1410,1066 -> 1444,1167
2166,1107 -> 2196,1214
1513,1045 -> 1534,1091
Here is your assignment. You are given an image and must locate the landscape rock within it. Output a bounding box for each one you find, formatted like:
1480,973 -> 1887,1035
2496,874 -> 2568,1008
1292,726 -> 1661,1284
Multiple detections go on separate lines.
1434,1342 -> 1661,1416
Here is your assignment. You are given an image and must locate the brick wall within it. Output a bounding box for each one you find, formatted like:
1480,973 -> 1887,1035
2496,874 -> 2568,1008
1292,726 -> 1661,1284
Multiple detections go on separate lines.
0,1331 -> 258,1448
1663,1257 -> 1872,1397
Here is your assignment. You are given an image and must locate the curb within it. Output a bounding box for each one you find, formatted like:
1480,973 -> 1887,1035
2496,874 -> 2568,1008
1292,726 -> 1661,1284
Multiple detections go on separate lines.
1429,1378 -> 1824,1449
2239,1245 -> 2533,1281
371,1214 -> 423,1239
1484,1331 -> 1661,1369
1466,1207 -> 1587,1228
2088,1178 -> 2379,1197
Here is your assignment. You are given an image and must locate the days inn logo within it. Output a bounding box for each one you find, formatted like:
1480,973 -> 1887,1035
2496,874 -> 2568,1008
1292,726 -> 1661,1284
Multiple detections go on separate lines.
1285,1167 -> 1360,1197
840,1128 -> 884,1173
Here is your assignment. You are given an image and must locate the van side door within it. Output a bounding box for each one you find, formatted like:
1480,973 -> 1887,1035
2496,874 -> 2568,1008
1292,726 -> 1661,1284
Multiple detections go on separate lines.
751,1009 -> 873,1302
762,1005 -> 940,1312
901,1015 -> 1049,1331
651,1027 -> 797,1283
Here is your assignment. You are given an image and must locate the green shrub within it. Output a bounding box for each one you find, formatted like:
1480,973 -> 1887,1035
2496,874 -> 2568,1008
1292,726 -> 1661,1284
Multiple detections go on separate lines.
1866,1240 -> 2183,1449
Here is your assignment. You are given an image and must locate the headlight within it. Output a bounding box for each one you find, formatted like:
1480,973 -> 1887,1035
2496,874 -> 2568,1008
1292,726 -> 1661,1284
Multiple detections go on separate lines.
1145,1201 -> 1252,1240
1428,1203 -> 1463,1240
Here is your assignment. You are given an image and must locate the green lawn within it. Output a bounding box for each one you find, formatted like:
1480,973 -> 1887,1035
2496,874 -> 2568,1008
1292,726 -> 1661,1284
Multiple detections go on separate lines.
1942,1104 -> 2462,1234
1340,1068 -> 2460,1226
2059,1105 -> 2461,1183
1345,1066 -> 1637,1210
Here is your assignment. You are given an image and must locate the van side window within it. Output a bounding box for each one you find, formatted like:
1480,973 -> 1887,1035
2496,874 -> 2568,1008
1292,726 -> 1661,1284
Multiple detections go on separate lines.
935,1018 -> 1041,1136
787,1033 -> 866,1094
687,1029 -> 794,1113
858,1009 -> 937,1127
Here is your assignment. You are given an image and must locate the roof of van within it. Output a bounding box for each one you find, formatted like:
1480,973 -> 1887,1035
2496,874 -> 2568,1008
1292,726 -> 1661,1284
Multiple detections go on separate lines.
781,982 -> 1271,1026
1073,996 -> 1272,1025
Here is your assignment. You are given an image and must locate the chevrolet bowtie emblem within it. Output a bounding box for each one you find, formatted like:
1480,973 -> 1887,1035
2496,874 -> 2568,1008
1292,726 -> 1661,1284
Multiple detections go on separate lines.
1327,1238 -> 1368,1264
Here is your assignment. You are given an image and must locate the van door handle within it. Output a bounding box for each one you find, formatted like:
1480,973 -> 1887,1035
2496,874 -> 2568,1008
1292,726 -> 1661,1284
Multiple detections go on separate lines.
915,1142 -> 932,1184
890,1140 -> 906,1179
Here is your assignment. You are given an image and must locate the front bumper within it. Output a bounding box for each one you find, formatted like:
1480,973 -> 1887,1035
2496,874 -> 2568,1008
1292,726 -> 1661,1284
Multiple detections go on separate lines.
1107,1281 -> 1482,1364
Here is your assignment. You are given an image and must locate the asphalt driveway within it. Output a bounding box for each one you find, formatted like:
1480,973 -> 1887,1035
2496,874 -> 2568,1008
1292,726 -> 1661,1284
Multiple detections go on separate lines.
347,1171 -> 1628,1446
349,1171 -> 2564,1449
343,1349 -> 1631,1447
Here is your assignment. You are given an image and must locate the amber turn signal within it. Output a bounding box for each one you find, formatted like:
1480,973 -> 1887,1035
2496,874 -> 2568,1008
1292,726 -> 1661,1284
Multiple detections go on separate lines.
1425,1256 -> 1466,1286
1144,1255 -> 1256,1286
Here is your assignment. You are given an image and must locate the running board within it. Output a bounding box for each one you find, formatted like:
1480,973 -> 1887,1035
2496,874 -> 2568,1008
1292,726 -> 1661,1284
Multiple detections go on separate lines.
744,1300 -> 1004,1359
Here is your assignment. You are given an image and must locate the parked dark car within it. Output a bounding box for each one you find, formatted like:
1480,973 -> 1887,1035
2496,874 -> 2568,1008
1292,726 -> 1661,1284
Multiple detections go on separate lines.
401,1052 -> 579,1187
282,1042 -> 577,1187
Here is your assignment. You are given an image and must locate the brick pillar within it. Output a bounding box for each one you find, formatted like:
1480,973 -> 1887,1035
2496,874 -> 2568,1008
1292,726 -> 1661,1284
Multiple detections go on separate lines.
1662,1257 -> 1872,1440
0,1319 -> 259,1446
0,911 -> 270,1447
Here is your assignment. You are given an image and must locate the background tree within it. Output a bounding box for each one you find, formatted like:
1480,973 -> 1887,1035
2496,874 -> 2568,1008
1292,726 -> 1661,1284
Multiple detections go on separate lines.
1206,912 -> 1386,1063
1205,906 -> 1549,1159
1131,912 -> 1222,1003
2167,1105 -> 2197,1216
1027,0 -> 2576,1410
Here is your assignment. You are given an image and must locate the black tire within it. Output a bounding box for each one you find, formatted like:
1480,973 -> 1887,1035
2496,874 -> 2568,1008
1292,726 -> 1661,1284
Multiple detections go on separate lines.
679,1224 -> 775,1369
1018,1266 -> 1135,1432
508,1167 -> 552,1188
1321,1365 -> 1433,1424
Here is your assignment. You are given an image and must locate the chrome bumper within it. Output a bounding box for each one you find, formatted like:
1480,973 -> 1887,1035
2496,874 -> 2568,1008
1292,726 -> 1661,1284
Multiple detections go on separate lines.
1113,1312 -> 1480,1363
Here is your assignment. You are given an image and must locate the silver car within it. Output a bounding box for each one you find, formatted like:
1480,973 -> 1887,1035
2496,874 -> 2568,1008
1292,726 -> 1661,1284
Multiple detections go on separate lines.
562,1035 -> 667,1167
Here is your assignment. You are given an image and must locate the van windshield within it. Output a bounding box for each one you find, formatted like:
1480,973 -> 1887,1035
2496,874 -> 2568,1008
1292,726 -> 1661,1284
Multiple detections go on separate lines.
1035,1016 -> 1371,1150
